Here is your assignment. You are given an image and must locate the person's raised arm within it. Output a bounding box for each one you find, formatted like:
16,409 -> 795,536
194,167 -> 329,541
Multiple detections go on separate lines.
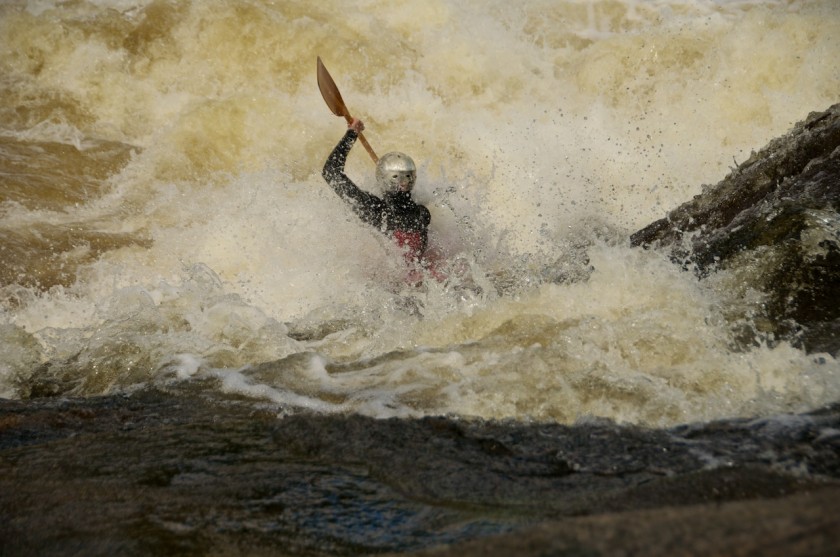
321,119 -> 384,227
322,120 -> 361,190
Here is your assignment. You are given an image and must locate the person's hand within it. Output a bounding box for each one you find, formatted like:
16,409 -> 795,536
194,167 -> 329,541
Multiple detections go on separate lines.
348,118 -> 365,133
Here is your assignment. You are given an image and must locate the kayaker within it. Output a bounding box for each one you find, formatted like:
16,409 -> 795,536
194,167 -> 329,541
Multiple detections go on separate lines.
322,117 -> 444,283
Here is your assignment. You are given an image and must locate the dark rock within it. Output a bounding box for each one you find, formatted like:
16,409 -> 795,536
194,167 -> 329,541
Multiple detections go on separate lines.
1,389 -> 839,556
394,486 -> 840,557
631,104 -> 840,355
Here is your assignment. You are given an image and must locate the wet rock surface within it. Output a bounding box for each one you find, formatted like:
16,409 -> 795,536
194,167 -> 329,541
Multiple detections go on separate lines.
397,487 -> 840,557
1,388 -> 838,556
632,104 -> 840,355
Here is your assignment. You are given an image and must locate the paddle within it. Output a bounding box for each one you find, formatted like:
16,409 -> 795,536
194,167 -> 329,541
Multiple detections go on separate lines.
317,56 -> 379,164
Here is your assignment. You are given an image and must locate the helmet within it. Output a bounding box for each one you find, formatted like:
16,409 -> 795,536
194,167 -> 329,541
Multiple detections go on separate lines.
376,152 -> 416,192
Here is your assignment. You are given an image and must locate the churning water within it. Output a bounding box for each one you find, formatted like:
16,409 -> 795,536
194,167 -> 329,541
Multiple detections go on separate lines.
1,0 -> 839,426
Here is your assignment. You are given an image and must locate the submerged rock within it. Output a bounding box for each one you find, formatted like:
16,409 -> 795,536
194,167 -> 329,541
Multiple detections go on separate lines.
631,104 -> 840,355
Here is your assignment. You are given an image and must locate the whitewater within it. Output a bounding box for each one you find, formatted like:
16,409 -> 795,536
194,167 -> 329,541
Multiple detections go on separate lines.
1,0 -> 839,426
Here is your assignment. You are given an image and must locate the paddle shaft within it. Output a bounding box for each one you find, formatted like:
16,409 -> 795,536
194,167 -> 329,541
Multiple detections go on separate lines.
317,57 -> 378,164
341,114 -> 378,164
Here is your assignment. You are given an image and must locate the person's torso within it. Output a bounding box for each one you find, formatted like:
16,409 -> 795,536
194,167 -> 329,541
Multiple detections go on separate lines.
382,202 -> 428,233
380,194 -> 430,259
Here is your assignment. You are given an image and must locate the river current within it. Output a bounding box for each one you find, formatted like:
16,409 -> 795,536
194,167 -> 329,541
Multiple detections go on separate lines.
1,0 -> 839,427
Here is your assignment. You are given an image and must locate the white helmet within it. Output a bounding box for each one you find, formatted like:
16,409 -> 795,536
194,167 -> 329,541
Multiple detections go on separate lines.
376,152 -> 416,192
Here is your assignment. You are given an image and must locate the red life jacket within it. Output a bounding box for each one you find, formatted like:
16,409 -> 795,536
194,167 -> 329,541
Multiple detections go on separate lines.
393,229 -> 447,284
393,229 -> 425,262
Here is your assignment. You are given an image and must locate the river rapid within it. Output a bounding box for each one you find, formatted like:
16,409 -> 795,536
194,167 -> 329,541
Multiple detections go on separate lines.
1,0 -> 839,427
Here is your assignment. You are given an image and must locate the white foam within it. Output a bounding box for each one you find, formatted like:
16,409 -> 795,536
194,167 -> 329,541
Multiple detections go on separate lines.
1,0 -> 838,424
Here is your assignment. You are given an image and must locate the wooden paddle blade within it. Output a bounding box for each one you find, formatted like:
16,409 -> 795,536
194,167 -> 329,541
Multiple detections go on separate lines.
317,56 -> 378,163
317,56 -> 350,119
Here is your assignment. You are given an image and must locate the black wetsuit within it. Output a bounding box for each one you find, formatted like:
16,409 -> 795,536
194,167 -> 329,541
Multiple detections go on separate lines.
322,130 -> 431,261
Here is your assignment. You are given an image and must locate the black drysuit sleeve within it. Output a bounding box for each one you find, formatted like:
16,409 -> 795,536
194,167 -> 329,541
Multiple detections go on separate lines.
322,130 -> 386,230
